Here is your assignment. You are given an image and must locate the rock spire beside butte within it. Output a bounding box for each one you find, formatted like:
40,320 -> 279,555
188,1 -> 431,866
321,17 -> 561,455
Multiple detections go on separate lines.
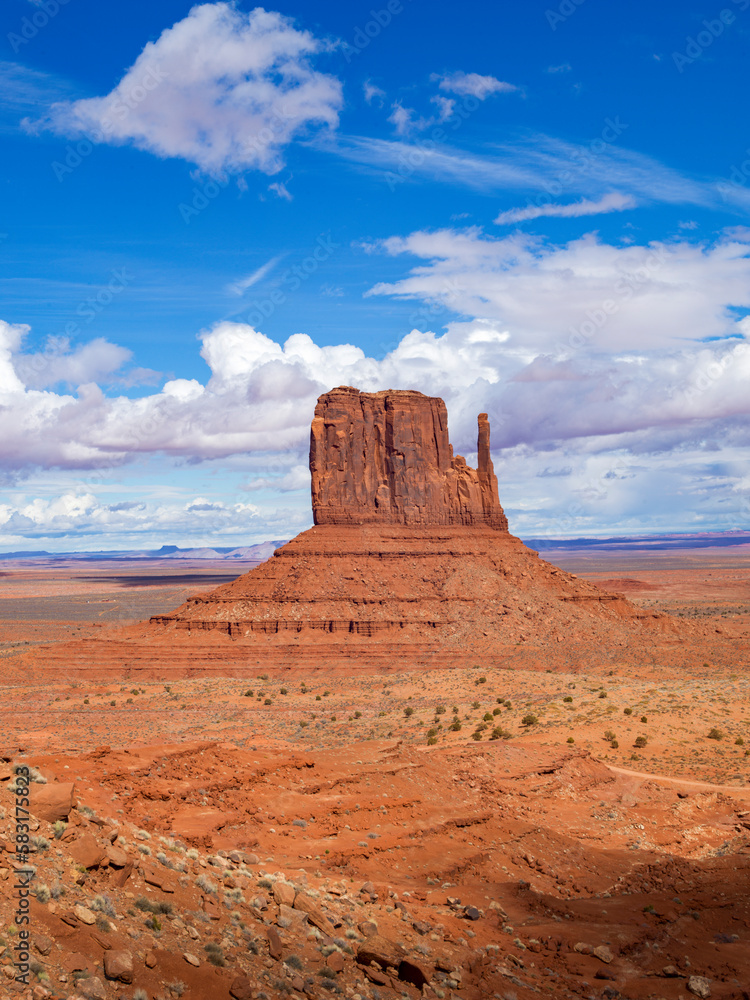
150,386 -> 673,663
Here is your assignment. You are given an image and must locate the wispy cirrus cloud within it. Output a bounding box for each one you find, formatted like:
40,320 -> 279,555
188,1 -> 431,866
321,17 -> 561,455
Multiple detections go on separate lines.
333,130 -> 735,213
226,255 -> 284,296
495,192 -> 637,224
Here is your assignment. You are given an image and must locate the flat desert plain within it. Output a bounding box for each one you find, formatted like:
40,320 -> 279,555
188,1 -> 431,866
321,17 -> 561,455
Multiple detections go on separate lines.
0,546 -> 748,1000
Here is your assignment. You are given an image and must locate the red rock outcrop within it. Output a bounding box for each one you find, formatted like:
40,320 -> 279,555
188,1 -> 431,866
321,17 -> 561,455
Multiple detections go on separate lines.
142,385 -> 675,654
310,386 -> 507,529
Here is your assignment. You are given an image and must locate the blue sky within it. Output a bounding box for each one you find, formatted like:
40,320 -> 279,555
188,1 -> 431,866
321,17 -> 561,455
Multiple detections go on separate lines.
1,0 -> 750,549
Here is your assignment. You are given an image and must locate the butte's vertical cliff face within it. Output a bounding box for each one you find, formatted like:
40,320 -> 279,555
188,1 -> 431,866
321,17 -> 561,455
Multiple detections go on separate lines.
309,386 -> 507,529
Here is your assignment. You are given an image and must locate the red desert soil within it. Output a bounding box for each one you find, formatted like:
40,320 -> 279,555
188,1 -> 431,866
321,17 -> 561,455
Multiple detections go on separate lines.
1,388 -> 749,1000
0,548 -> 749,1000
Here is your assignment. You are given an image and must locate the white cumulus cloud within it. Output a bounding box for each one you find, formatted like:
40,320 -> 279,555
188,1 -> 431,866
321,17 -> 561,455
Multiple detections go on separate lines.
433,71 -> 517,98
26,3 -> 343,176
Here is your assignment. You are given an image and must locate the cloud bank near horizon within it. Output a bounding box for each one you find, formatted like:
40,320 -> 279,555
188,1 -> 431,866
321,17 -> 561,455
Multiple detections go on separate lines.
1,227 -> 750,546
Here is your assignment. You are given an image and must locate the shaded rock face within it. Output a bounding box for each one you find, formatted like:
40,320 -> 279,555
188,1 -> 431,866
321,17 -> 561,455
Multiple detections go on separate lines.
310,386 -> 507,529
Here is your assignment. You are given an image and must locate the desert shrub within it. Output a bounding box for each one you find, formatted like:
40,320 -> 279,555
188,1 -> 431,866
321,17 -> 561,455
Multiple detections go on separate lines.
52,821 -> 67,839
490,727 -> 511,740
610,739 -> 619,749
435,705 -> 446,715
404,707 -> 414,717
243,689 -> 254,697
604,730 -> 616,742
483,712 -> 493,721
196,874 -> 218,895
472,700 -> 480,709
598,691 -> 607,699
492,707 -> 502,716
286,954 -> 304,970
634,735 -> 648,748
476,676 -> 487,685
521,714 -> 538,726
563,696 -> 573,703
354,711 -> 362,718
471,731 -> 482,741
566,737 -> 575,744
708,728 -> 724,741
640,715 -> 648,723
96,915 -> 111,932
91,894 -> 116,917
623,707 -> 633,715
264,698 -> 272,705
280,687 -> 288,695
427,736 -> 437,745
449,719 -> 462,732
735,737 -> 744,746
427,728 -> 438,738
34,884 -> 50,903
204,942 -> 225,966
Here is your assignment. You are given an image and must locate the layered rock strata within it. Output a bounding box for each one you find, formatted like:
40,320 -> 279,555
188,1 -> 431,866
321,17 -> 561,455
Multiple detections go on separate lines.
147,386 -> 673,649
310,386 -> 507,528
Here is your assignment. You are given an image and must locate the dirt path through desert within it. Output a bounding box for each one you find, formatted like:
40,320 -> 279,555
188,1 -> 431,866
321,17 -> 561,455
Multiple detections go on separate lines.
606,763 -> 750,796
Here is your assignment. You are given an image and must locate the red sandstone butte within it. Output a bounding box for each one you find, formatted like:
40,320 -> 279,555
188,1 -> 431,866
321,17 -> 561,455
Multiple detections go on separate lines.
310,386 -> 507,529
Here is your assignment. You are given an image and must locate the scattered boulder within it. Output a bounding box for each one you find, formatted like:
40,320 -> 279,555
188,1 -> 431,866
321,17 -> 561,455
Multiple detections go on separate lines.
273,881 -> 296,907
293,892 -> 336,936
105,844 -> 127,867
28,781 -> 75,822
69,834 -> 105,870
327,950 -> 345,973
267,926 -> 283,960
230,976 -> 254,1000
183,952 -> 200,967
33,934 -> 53,956
687,976 -> 712,998
593,945 -> 614,964
103,950 -> 133,983
357,934 -> 405,971
76,977 -> 107,1000
73,904 -> 97,925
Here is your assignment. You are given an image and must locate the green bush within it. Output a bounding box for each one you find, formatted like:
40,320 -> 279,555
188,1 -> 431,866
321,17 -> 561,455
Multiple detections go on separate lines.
563,696 -> 573,703
707,728 -> 724,741
490,727 -> 511,740
634,735 -> 648,748
521,714 -> 538,726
